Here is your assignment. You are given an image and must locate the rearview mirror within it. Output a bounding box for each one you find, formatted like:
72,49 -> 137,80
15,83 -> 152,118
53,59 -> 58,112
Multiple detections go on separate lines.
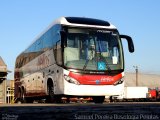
120,35 -> 134,53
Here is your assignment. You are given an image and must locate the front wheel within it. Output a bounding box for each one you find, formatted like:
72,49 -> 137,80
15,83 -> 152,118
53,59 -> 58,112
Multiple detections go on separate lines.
46,85 -> 62,103
46,85 -> 55,103
93,96 -> 105,104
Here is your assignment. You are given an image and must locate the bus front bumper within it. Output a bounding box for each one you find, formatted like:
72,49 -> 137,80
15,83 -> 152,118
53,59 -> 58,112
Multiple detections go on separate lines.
64,80 -> 124,97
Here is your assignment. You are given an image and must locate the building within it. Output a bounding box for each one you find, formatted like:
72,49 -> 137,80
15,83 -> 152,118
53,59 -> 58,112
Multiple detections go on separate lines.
6,80 -> 14,103
0,56 -> 7,80
0,80 -> 15,104
0,56 -> 7,103
0,56 -> 14,104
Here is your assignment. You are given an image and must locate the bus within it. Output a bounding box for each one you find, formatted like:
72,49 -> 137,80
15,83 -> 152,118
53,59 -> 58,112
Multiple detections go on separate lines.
14,17 -> 134,103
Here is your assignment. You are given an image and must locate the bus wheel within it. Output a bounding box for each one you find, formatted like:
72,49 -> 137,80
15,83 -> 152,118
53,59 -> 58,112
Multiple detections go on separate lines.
21,89 -> 26,103
93,96 -> 105,104
47,85 -> 55,103
16,88 -> 25,103
16,90 -> 22,104
109,96 -> 113,103
47,81 -> 62,103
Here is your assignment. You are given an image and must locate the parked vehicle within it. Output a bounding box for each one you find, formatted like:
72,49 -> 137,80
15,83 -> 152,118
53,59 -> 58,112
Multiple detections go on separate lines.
148,88 -> 157,101
14,17 -> 134,104
111,87 -> 149,102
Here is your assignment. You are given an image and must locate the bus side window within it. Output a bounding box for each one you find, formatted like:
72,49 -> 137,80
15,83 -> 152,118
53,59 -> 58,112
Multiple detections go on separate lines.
35,39 -> 43,52
56,40 -> 63,66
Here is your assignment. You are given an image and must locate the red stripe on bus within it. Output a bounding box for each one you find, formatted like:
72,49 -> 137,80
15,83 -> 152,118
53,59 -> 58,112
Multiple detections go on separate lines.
68,72 -> 122,85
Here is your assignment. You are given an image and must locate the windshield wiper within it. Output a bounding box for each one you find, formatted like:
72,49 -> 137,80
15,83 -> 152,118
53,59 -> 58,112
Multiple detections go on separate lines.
83,59 -> 90,70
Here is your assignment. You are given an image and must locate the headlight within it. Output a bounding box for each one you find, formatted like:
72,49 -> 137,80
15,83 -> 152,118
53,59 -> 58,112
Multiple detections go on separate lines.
64,75 -> 80,85
113,78 -> 124,85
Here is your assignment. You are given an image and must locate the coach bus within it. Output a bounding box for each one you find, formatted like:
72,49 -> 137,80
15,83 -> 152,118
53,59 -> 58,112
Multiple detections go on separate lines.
14,17 -> 134,103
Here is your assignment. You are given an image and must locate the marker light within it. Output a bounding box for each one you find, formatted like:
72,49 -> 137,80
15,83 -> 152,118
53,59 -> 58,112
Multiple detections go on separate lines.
113,78 -> 124,86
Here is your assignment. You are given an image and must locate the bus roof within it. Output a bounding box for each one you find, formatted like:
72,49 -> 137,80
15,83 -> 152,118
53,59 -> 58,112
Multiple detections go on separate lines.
21,17 -> 117,54
54,17 -> 116,29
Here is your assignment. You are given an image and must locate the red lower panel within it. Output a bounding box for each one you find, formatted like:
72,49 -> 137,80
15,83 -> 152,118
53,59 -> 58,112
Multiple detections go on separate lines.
69,72 -> 122,85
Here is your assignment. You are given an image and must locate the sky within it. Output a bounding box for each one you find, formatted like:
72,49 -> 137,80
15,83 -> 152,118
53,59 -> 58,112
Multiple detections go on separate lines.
0,0 -> 160,79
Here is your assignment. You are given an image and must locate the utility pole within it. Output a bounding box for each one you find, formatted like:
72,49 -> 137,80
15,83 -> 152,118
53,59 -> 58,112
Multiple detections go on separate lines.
133,66 -> 138,86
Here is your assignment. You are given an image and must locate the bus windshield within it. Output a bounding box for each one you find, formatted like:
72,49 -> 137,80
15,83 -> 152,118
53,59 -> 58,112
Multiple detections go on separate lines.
63,28 -> 123,71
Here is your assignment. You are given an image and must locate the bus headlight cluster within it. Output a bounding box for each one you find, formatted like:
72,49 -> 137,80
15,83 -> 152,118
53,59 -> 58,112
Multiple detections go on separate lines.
64,75 -> 80,85
113,78 -> 124,85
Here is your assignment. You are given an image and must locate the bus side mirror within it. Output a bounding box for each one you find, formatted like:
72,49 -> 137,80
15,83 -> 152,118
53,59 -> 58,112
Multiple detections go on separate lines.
120,35 -> 134,53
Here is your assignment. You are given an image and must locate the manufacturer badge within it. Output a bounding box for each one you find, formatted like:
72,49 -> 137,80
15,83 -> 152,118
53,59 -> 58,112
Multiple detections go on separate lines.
96,80 -> 100,84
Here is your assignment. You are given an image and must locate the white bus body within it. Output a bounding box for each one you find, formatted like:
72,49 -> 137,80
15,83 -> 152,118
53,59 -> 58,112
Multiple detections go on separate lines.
14,17 -> 134,103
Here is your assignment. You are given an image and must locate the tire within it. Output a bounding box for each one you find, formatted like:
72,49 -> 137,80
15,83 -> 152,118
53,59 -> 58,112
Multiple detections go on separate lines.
109,96 -> 113,102
46,85 -> 55,103
16,90 -> 26,103
16,90 -> 22,104
15,88 -> 26,103
46,81 -> 62,103
21,89 -> 26,103
93,96 -> 105,104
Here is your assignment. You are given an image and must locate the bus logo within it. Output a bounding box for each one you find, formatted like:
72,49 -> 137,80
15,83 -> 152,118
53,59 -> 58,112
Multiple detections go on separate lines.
96,80 -> 100,84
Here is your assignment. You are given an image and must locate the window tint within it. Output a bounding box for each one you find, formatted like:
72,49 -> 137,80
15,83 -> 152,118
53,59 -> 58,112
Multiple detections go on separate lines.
43,30 -> 53,49
16,24 -> 61,69
35,39 -> 43,52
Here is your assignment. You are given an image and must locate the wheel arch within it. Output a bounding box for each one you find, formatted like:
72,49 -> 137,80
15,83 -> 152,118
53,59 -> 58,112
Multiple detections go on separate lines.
46,77 -> 54,94
47,78 -> 53,87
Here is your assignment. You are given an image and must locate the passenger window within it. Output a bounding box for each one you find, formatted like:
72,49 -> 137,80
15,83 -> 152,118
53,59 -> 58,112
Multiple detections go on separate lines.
35,39 -> 42,52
